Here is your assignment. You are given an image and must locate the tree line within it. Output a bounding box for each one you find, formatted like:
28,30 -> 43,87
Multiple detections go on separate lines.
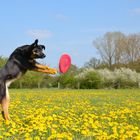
1,31 -> 140,89
90,32 -> 140,71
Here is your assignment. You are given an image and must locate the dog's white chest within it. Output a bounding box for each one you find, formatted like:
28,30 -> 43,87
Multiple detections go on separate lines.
5,72 -> 22,99
6,79 -> 16,87
6,72 -> 22,87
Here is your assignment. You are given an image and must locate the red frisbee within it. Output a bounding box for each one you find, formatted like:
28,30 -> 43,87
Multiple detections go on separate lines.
59,54 -> 71,73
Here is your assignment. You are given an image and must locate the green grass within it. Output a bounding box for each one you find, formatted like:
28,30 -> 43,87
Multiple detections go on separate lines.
0,88 -> 139,139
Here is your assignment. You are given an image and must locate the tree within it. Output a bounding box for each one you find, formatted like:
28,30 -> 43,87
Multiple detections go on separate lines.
122,34 -> 140,64
84,57 -> 100,69
0,56 -> 7,68
93,32 -> 125,69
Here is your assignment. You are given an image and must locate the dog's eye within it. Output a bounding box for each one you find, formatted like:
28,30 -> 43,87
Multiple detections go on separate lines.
34,50 -> 38,53
33,49 -> 38,54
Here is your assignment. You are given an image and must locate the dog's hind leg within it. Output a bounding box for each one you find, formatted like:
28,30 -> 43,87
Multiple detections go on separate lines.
1,84 -> 10,120
1,97 -> 10,120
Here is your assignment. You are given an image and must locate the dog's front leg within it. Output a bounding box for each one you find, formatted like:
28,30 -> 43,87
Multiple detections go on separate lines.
33,64 -> 57,74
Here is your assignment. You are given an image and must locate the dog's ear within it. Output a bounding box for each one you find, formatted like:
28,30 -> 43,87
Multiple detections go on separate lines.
41,45 -> 45,50
31,39 -> 38,47
34,39 -> 38,45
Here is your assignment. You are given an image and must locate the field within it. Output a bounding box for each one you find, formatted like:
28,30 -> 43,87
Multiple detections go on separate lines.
0,89 -> 140,140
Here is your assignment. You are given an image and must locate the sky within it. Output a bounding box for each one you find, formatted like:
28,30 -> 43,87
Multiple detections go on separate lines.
0,0 -> 140,68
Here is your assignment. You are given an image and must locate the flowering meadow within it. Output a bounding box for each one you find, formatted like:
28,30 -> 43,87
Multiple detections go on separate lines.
0,89 -> 140,140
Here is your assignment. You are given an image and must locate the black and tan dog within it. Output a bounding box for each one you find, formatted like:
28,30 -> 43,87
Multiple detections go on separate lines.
0,39 -> 57,120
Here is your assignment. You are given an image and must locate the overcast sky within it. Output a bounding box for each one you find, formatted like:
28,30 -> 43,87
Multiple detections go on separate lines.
0,0 -> 140,68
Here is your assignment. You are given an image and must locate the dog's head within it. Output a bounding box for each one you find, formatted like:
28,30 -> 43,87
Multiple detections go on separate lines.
30,39 -> 46,59
10,39 -> 46,61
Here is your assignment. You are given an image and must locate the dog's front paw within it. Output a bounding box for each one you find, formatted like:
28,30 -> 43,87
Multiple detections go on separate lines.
52,69 -> 57,74
48,68 -> 57,74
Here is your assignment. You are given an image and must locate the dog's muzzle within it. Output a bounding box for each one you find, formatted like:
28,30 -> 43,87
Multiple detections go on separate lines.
41,53 -> 46,58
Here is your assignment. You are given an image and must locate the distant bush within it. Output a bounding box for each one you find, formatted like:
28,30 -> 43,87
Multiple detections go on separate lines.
97,69 -> 115,88
76,69 -> 102,89
75,68 -> 140,89
6,62 -> 140,89
57,74 -> 77,89
10,71 -> 44,88
99,68 -> 140,88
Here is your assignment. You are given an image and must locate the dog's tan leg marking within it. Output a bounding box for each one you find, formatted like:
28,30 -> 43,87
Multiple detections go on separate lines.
34,64 -> 57,74
1,97 -> 10,120
35,64 -> 48,70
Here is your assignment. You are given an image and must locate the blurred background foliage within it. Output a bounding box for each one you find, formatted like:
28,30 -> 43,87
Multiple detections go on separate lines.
1,32 -> 140,89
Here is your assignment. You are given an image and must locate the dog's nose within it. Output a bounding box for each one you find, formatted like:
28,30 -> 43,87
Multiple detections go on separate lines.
42,54 -> 46,58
